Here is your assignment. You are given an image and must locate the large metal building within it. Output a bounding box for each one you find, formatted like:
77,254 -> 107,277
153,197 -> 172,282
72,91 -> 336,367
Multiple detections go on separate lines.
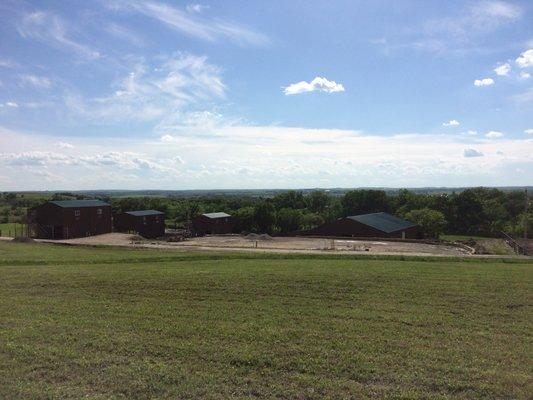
32,200 -> 112,239
304,212 -> 421,239
113,210 -> 165,238
192,212 -> 235,235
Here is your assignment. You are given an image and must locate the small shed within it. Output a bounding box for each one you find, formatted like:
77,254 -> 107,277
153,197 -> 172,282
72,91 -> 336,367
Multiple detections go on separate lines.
33,200 -> 112,239
114,210 -> 165,238
192,212 -> 235,235
304,212 -> 420,239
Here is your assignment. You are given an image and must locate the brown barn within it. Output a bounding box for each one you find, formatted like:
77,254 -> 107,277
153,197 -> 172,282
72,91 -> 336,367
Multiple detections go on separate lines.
33,200 -> 112,239
305,212 -> 420,239
114,210 -> 165,238
192,212 -> 235,235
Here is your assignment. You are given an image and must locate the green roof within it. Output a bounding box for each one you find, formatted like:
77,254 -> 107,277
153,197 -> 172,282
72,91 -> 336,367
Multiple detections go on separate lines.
347,212 -> 416,233
50,200 -> 110,208
203,212 -> 231,219
125,210 -> 164,217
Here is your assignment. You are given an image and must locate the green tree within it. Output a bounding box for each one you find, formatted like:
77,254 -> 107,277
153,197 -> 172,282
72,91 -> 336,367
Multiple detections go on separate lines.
233,207 -> 256,233
300,212 -> 325,231
306,191 -> 329,213
405,208 -> 447,238
341,190 -> 389,216
276,208 -> 302,234
254,202 -> 276,233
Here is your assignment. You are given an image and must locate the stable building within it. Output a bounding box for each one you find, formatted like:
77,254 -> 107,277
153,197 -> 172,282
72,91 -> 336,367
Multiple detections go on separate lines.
192,212 -> 235,235
305,212 -> 420,239
33,200 -> 112,239
113,210 -> 165,238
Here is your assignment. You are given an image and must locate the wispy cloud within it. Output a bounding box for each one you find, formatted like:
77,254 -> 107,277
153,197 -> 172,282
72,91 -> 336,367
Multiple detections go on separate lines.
410,1 -> 522,55
104,23 -> 145,47
74,53 -> 225,123
284,77 -> 345,95
107,0 -> 269,46
17,11 -> 100,60
20,74 -> 52,88
186,3 -> 209,13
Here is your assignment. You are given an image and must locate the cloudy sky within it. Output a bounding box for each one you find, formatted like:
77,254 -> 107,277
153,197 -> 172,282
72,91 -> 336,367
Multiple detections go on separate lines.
0,0 -> 532,190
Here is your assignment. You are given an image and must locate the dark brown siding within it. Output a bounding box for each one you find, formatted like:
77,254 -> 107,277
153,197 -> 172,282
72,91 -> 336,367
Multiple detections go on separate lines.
114,213 -> 165,238
35,203 -> 112,239
192,215 -> 235,234
305,218 -> 421,239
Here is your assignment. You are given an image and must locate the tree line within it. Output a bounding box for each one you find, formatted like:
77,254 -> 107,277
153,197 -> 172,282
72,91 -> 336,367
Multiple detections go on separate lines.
1,188 -> 531,238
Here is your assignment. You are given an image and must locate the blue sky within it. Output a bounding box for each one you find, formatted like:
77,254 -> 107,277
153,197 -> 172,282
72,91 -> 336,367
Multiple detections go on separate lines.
0,0 -> 532,190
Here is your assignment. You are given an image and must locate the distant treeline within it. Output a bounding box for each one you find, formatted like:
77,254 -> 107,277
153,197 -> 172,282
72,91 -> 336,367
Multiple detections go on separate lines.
3,188 -> 529,238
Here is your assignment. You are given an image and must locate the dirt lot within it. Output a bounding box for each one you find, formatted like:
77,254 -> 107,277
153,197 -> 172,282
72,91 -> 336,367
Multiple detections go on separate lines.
32,233 -> 474,257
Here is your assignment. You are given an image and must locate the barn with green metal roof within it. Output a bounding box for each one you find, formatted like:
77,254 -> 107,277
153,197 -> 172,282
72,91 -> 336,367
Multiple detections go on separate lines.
304,212 -> 421,239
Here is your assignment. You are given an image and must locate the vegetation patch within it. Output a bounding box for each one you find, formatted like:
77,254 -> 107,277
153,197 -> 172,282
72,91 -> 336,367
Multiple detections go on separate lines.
0,242 -> 531,399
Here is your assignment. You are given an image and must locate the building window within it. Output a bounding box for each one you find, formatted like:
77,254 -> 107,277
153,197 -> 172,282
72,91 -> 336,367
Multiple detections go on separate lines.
97,208 -> 103,215
74,210 -> 81,217
143,216 -> 147,225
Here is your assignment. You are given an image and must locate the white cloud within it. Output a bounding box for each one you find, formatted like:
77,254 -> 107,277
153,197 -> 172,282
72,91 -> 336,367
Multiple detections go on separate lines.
76,53 -> 225,123
0,59 -> 17,68
56,142 -> 74,149
442,119 -> 460,127
5,102 -> 19,108
284,77 -> 345,95
474,78 -> 494,86
1,126 -> 532,190
467,130 -> 478,135
485,130 -> 503,138
415,1 -> 522,55
463,148 -> 484,157
494,62 -> 511,76
104,23 -> 145,47
525,129 -> 533,135
20,74 -> 52,88
516,49 -> 533,68
17,11 -> 100,60
108,0 -> 268,46
186,4 -> 209,13
519,71 -> 531,79
160,134 -> 174,142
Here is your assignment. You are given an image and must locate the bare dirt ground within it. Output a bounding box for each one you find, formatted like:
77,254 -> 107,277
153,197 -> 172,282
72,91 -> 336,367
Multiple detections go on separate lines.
25,233 -> 477,257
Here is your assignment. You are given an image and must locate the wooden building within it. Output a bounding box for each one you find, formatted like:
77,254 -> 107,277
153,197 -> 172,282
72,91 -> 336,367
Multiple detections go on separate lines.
33,200 -> 112,239
113,210 -> 165,238
192,212 -> 235,235
304,212 -> 420,239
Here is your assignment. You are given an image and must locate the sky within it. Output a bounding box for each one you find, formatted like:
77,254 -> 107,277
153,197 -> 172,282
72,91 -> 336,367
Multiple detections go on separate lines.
0,0 -> 532,190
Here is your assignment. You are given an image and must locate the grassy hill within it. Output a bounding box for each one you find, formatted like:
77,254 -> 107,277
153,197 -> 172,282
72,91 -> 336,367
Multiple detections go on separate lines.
0,242 -> 531,399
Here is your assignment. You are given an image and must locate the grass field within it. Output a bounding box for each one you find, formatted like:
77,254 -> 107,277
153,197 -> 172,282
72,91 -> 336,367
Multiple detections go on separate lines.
0,242 -> 531,399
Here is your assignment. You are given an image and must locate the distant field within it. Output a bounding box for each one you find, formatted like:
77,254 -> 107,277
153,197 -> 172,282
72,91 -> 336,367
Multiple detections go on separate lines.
0,242 -> 531,399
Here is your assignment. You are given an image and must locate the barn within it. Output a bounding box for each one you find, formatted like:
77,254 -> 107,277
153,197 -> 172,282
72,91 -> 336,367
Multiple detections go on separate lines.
305,212 -> 421,239
33,200 -> 112,239
113,210 -> 165,238
192,212 -> 235,235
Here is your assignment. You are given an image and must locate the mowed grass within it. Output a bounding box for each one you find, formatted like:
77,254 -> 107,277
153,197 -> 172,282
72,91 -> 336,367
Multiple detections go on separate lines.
0,242 -> 532,399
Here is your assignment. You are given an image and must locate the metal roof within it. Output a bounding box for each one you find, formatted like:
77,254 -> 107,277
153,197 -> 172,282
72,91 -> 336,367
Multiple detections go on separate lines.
50,200 -> 110,208
202,212 -> 231,219
125,210 -> 164,217
347,212 -> 416,233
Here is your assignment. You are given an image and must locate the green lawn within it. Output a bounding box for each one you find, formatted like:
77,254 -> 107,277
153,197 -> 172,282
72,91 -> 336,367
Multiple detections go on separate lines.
0,242 -> 531,399
0,223 -> 23,237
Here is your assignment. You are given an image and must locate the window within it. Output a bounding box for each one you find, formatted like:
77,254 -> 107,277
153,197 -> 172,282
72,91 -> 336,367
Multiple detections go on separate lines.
97,208 -> 103,215
74,210 -> 80,217
143,216 -> 147,225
